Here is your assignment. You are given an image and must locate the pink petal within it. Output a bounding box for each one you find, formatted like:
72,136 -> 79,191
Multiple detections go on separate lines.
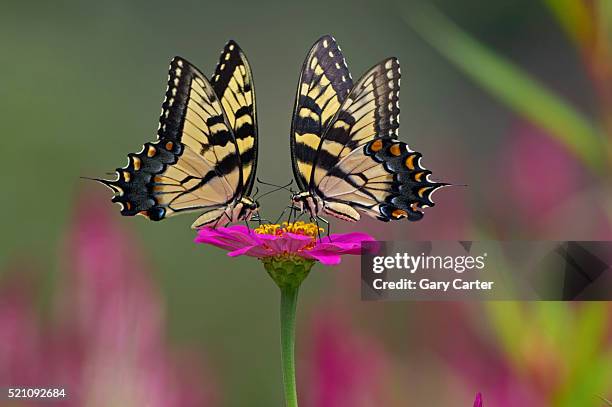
283,233 -> 317,252
195,225 -> 263,254
257,233 -> 312,254
305,252 -> 342,265
227,245 -> 269,258
327,232 -> 376,244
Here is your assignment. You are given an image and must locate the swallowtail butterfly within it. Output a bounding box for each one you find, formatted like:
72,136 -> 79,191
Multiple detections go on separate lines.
96,41 -> 259,228
290,35 -> 446,222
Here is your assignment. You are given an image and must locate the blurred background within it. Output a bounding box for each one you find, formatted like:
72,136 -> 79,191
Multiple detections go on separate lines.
0,0 -> 611,405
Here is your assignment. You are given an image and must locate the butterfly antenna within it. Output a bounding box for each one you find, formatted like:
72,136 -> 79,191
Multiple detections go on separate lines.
256,177 -> 294,191
255,180 -> 294,200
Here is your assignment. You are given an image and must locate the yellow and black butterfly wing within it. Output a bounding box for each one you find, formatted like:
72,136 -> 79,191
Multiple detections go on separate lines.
210,40 -> 258,195
317,138 -> 446,221
313,58 -> 446,221
290,35 -> 353,191
308,57 -> 400,187
99,57 -> 243,227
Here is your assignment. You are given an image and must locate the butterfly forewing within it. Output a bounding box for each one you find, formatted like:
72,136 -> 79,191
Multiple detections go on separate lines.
210,40 -> 258,195
290,35 -> 354,190
102,57 -> 243,223
310,57 -> 400,187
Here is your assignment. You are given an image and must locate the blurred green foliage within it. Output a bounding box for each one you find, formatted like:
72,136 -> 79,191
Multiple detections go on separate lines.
404,3 -> 607,174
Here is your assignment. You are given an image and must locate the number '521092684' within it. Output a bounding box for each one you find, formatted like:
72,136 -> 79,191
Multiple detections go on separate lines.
6,387 -> 66,399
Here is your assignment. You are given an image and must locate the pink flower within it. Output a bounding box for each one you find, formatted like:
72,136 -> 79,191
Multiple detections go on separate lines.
0,191 -> 218,407
303,311 -> 393,407
488,122 -> 612,238
474,392 -> 483,407
194,222 -> 375,265
412,303 -> 552,407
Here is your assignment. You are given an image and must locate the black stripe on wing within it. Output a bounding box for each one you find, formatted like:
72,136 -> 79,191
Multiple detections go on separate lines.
97,57 -> 242,222
310,58 -> 401,187
210,40 -> 258,195
290,35 -> 354,190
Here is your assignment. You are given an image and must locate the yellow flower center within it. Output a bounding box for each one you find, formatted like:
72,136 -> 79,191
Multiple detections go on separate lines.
254,221 -> 324,239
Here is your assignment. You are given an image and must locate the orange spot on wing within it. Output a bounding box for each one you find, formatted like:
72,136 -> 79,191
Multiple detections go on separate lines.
370,139 -> 383,152
132,156 -> 141,170
418,187 -> 430,198
165,141 -> 174,150
147,145 -> 156,157
392,209 -> 407,219
405,155 -> 416,170
122,171 -> 131,182
389,143 -> 402,156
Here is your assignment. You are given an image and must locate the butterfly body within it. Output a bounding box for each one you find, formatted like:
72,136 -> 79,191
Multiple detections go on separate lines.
97,41 -> 260,228
289,35 -> 446,223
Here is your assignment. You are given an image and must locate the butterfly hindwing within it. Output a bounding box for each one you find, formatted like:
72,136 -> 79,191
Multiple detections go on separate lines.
290,35 -> 354,190
210,40 -> 258,195
317,137 -> 446,221
102,57 -> 243,224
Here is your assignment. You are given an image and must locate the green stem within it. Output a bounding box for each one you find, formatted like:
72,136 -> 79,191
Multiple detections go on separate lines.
263,255 -> 313,407
280,285 -> 299,407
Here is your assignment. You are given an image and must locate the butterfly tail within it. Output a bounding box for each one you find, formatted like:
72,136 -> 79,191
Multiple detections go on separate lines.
364,138 -> 448,221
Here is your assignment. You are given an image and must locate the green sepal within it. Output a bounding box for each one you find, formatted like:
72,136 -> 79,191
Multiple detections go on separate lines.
262,255 -> 315,290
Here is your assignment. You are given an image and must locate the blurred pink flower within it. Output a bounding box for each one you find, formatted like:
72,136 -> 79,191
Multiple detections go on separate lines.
488,122 -> 612,238
303,311 -> 393,407
0,266 -> 43,388
195,223 -> 374,265
0,191 -> 218,407
413,304 -> 546,407
473,392 -> 483,407
503,123 -> 584,216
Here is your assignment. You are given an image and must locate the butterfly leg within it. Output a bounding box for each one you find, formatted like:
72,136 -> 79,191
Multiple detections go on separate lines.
291,205 -> 303,223
294,209 -> 306,222
279,205 -> 301,225
212,211 -> 233,229
252,212 -> 271,225
288,205 -> 301,224
287,205 -> 294,224
274,206 -> 292,225
251,212 -> 261,226
212,213 -> 228,229
310,215 -> 323,241
316,216 -> 332,242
